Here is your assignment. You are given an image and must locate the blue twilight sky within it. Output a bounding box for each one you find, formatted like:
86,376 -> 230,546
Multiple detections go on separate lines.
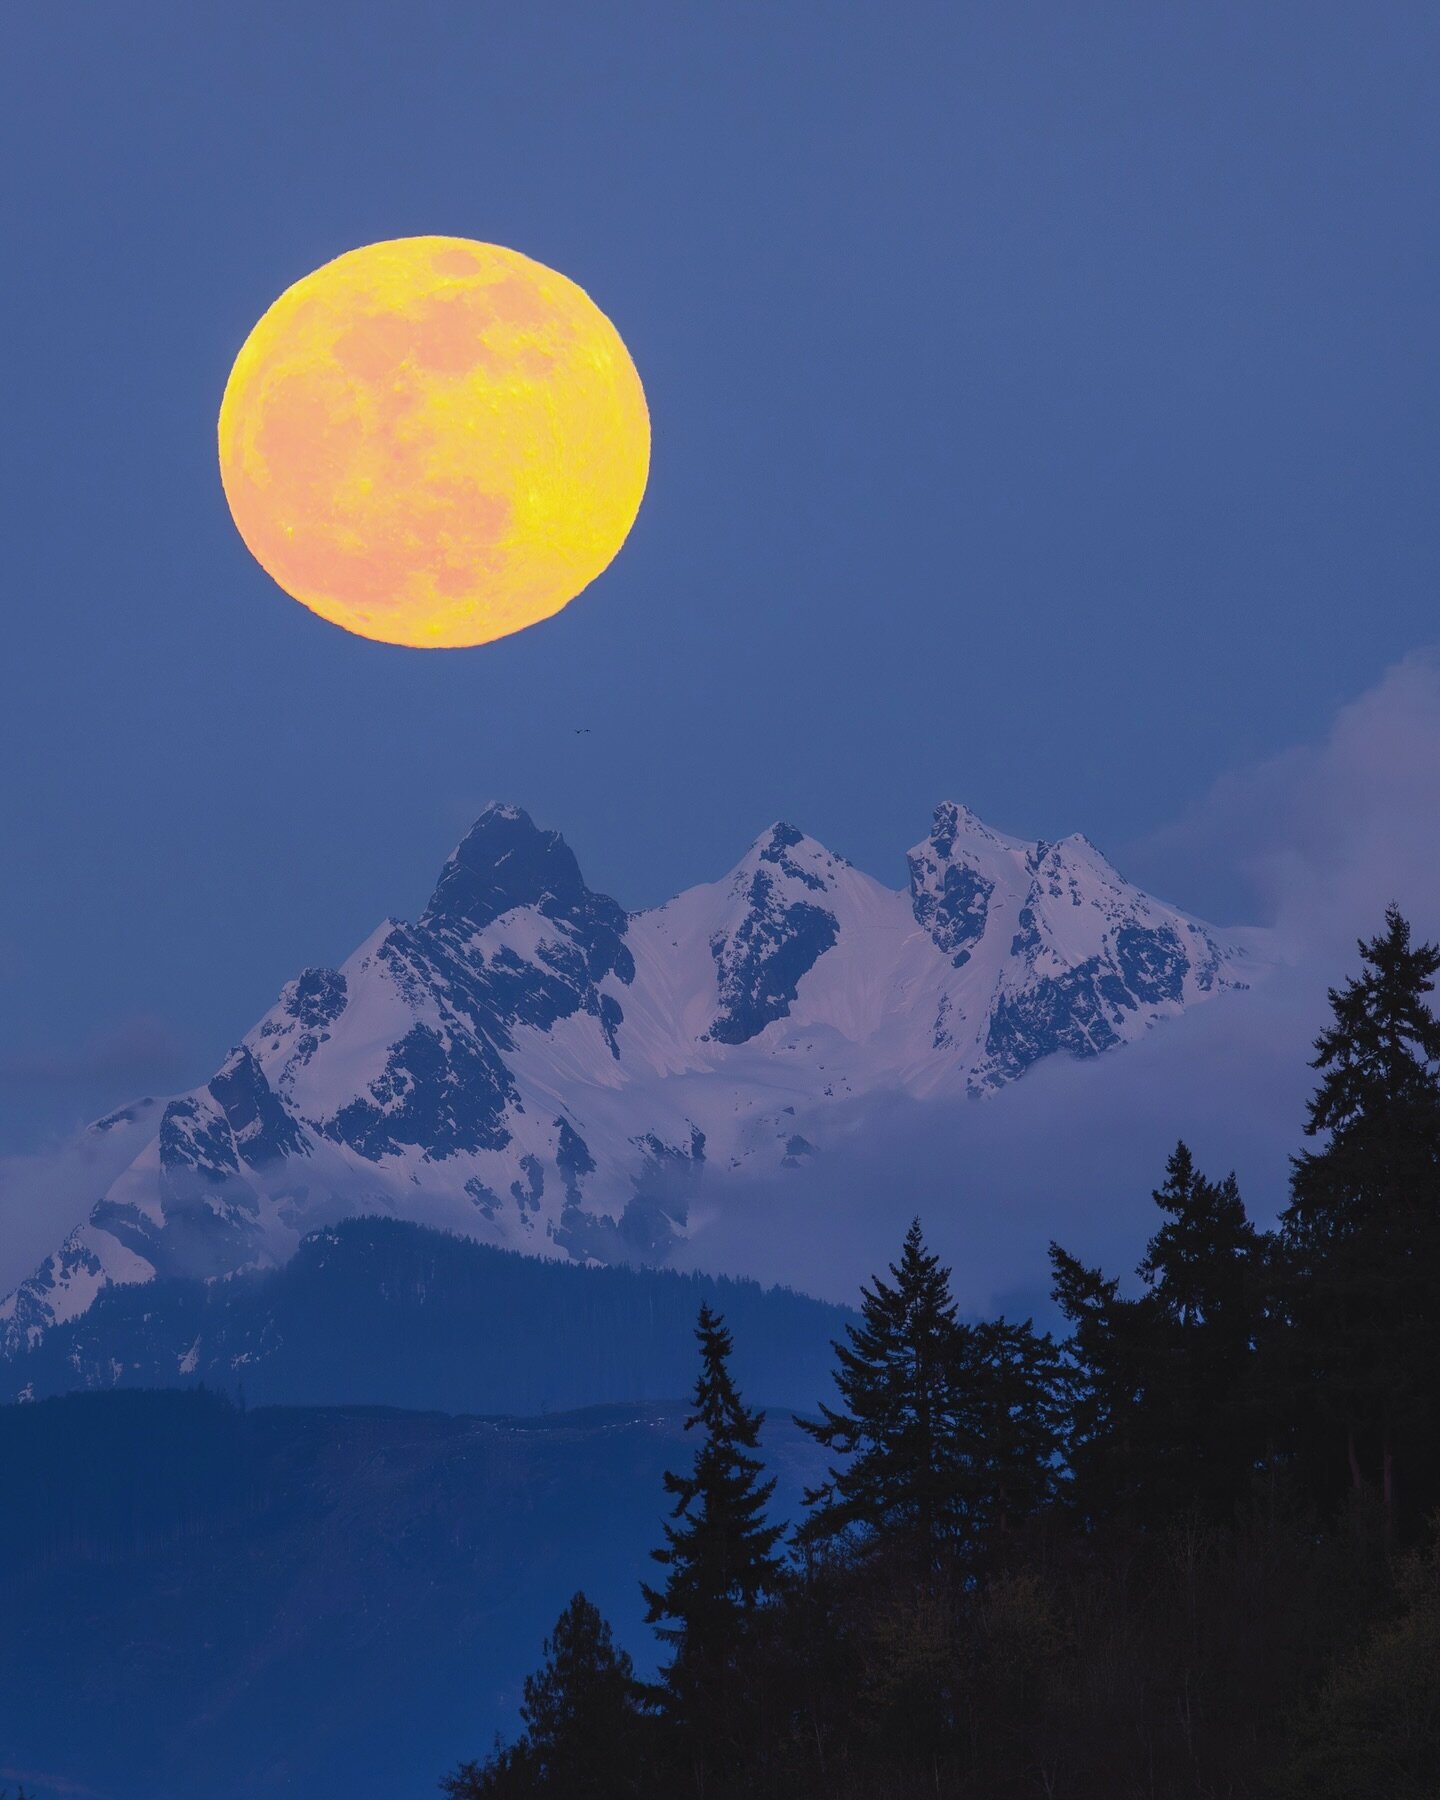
2,3 -> 1438,1152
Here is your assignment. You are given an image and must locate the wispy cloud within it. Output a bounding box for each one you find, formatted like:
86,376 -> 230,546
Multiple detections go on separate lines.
0,1018 -> 192,1292
1139,651 -> 1440,952
0,1097 -> 168,1296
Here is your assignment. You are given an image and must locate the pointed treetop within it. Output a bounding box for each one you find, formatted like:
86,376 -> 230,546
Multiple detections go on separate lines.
1138,1140 -> 1260,1329
1306,904 -> 1440,1139
797,1218 -> 971,1563
889,1216 -> 958,1314
643,1303 -> 785,1678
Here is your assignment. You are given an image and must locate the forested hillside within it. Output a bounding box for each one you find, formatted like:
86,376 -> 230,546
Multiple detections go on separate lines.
4,1219 -> 853,1413
446,909 -> 1440,1800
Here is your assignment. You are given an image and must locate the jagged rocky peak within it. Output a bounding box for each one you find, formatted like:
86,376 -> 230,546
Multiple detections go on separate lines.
1030,829 -> 1121,882
925,800 -> 1018,861
735,820 -> 851,893
423,802 -> 596,932
1,796 -> 1262,1364
907,801 -> 1021,967
706,823 -> 848,1047
1018,833 -> 1174,943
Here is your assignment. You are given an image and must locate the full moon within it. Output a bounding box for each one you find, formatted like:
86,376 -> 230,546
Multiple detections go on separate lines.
217,237 -> 650,649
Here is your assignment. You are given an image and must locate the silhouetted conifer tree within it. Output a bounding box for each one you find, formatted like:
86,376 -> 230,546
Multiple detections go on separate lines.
1141,1144 -> 1260,1330
797,1219 -> 971,1568
1280,905 -> 1440,1526
434,923 -> 1440,1800
1054,1144 -> 1269,1525
1139,1142 -> 1268,1517
442,1592 -> 649,1798
963,1316 -> 1067,1536
642,1305 -> 784,1786
1049,1240 -> 1160,1525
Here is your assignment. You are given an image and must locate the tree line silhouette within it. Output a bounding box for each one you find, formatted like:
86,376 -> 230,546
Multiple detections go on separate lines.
441,907 -> 1440,1798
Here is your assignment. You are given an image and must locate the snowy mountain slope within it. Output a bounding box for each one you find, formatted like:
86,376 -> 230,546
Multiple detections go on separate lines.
1,802 -> 1264,1350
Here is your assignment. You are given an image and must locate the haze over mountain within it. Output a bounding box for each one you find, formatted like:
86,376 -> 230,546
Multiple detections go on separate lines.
2,802 -> 1264,1353
0,1388 -> 830,1800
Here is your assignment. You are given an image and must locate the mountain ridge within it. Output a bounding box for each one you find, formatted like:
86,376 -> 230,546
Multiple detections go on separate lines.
1,801 -> 1264,1352
3,1214 -> 855,1411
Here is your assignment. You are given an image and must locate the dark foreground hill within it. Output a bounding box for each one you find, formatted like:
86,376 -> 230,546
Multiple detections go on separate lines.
0,1387 -> 826,1800
3,1215 -> 854,1412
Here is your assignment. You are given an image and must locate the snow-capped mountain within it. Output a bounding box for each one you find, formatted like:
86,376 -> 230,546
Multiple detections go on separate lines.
1,802 -> 1262,1350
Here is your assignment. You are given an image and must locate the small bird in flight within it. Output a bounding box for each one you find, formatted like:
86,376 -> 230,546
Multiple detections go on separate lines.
574,727 -> 591,734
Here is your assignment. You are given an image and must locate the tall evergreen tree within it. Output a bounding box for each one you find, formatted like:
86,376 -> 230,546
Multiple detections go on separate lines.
963,1316 -> 1067,1537
1140,1143 -> 1261,1333
1055,1144 -> 1268,1525
1279,906 -> 1440,1524
1139,1143 -> 1268,1517
442,1592 -> 648,1798
642,1305 -> 784,1783
797,1219 -> 971,1567
1049,1240 -> 1160,1525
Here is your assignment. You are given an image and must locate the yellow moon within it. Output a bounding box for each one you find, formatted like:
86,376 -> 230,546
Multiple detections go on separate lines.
217,237 -> 650,649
